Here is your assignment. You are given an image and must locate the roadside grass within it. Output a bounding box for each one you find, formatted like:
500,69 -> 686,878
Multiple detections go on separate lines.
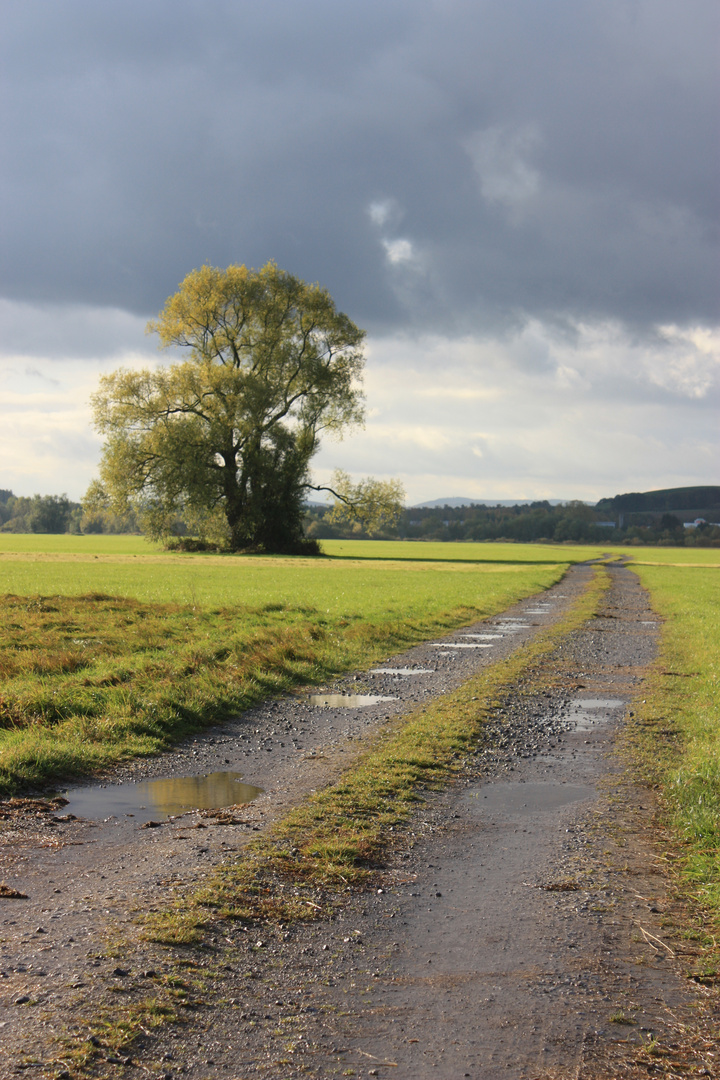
0,562 -> 566,793
147,566 -> 608,944
626,561 -> 720,939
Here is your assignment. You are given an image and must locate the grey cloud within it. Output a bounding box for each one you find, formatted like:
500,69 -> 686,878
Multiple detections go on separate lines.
0,299 -> 149,359
0,0 -> 717,338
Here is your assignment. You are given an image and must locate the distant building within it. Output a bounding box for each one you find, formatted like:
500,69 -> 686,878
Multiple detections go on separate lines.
596,521 -> 616,528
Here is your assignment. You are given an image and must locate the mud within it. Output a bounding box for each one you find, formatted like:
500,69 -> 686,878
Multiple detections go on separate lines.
1,565 -> 717,1078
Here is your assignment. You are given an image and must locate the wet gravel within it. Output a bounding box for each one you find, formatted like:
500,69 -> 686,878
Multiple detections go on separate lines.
0,569 -> 589,1075
2,564 -> 717,1078
120,565 -> 715,1079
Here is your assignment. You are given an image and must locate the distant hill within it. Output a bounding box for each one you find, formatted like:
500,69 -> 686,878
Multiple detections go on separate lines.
596,486 -> 720,518
413,497 -> 570,509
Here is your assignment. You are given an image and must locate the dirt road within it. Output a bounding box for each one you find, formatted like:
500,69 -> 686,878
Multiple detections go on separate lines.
1,565 -> 716,1078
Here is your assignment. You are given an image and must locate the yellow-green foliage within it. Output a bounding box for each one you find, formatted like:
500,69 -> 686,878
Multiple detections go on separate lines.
0,554 -> 567,791
630,562 -> 720,917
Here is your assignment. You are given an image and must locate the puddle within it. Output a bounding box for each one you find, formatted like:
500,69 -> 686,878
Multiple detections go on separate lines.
370,668 -> 434,676
572,698 -> 625,710
460,633 -> 503,640
432,642 -> 494,649
308,694 -> 396,708
525,609 -> 551,615
565,697 -> 626,732
61,771 -> 263,825
469,781 -> 594,816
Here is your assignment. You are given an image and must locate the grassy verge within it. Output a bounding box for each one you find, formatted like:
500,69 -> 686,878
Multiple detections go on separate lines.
148,566 -> 608,944
0,563 -> 565,793
626,564 -> 720,936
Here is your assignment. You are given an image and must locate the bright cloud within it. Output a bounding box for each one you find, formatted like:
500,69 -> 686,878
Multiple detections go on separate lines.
382,238 -> 416,265
312,319 -> 720,504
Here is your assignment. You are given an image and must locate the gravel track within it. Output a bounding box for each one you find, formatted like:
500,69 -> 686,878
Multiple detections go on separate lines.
1,564 -> 716,1078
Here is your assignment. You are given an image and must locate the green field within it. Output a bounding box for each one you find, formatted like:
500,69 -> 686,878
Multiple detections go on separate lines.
629,560 -> 720,929
2,533 -> 718,939
0,536 -> 583,793
0,535 -> 605,608
619,547 -> 720,566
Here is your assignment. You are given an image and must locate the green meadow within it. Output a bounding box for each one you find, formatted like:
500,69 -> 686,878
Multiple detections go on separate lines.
0,536 -> 587,793
2,533 -> 718,937
627,554 -> 720,930
0,535 -> 604,608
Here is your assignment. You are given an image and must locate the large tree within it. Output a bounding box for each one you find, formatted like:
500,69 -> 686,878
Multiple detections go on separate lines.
91,263 -> 366,552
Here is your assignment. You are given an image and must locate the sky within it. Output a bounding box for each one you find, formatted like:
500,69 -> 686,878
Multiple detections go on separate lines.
1,0 -> 718,506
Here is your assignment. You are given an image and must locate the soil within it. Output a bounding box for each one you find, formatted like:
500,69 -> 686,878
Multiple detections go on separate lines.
1,565 -> 718,1079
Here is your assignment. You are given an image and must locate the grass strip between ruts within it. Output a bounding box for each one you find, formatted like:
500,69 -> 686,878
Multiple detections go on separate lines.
624,564 -> 720,953
146,566 -> 609,946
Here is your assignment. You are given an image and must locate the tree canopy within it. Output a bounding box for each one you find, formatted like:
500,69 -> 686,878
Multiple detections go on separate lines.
325,470 -> 406,536
91,263 -> 368,552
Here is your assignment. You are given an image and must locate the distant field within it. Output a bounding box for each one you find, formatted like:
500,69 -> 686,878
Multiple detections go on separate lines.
0,535 -> 604,608
0,535 -> 155,555
619,547 -> 720,566
0,534 -> 607,560
0,535 -> 581,792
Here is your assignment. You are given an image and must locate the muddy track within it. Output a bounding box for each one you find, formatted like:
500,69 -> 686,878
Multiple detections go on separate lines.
1,565 -> 717,1077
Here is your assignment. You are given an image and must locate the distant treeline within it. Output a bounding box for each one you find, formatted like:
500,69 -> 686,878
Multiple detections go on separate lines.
597,485 -> 720,516
2,485 -> 719,546
306,491 -> 720,547
0,490 -> 139,535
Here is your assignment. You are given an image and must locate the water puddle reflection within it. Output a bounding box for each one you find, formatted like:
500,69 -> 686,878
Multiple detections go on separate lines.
471,781 -> 594,815
575,698 -> 625,709
460,633 -> 503,640
309,694 -> 397,708
370,668 -> 434,676
61,771 -> 263,825
432,642 -> 494,649
565,697 -> 626,732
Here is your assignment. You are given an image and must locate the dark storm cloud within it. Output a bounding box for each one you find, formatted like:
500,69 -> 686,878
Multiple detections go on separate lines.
1,0 -> 717,333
